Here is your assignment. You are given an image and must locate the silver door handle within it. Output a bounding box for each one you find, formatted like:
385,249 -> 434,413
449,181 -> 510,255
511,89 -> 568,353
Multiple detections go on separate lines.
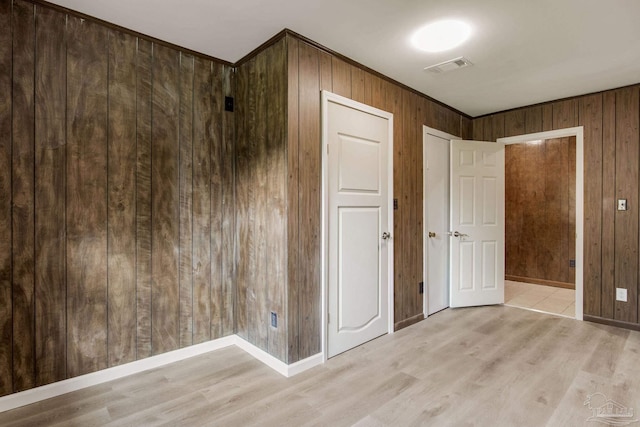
382,232 -> 391,240
449,231 -> 468,238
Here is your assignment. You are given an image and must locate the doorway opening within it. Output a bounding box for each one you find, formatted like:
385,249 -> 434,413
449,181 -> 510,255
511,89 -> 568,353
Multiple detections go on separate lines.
498,127 -> 584,320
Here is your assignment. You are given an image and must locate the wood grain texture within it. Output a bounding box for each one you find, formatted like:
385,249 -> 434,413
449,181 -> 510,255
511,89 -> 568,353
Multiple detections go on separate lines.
151,44 -> 181,355
553,99 -> 577,129
331,57 -> 351,98
286,35 -> 300,363
542,104 -> 553,131
318,50 -> 332,92
351,66 -> 365,103
613,87 -> 639,323
10,0 -> 35,393
34,5 -> 67,386
135,38 -> 153,359
192,58 -> 212,344
0,0 -> 13,397
297,42 -> 321,358
220,65 -> 235,337
66,16 -> 109,377
504,110 -> 525,137
472,117 -> 485,140
580,94 -> 603,317
600,92 -> 616,320
107,30 -> 137,367
266,39 -> 287,361
525,106 -> 543,134
178,53 -> 194,348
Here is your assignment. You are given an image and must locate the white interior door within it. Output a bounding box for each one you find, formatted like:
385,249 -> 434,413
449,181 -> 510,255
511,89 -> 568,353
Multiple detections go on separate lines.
324,93 -> 393,358
424,132 -> 450,315
450,140 -> 505,308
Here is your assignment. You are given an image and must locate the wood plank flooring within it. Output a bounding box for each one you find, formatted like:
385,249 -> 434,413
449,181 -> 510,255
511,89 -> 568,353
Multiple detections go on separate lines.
2,305 -> 639,426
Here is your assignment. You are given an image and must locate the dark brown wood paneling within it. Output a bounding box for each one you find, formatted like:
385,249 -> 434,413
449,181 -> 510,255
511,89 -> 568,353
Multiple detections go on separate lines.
266,39 -> 287,361
193,58 -> 212,344
0,0 -> 12,397
504,110 -> 525,137
135,38 -> 153,359
553,99 -> 577,129
542,104 -> 553,131
461,117 -> 473,140
525,106 -> 543,134
66,16 -> 109,377
34,5 -> 67,386
220,65 -> 235,337
331,57 -> 351,98
601,92 -> 616,319
179,53 -> 194,348
298,42 -> 321,358
614,87 -> 639,323
472,117 -> 485,140
234,58 -> 250,340
286,36 -> 300,363
151,43 -> 181,355
580,94 -> 603,316
107,29 -> 137,367
11,0 -> 35,393
318,50 -> 332,92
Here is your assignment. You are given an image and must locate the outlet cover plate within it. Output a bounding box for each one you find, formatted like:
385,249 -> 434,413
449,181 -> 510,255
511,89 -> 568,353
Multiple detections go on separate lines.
618,199 -> 628,211
616,288 -> 628,302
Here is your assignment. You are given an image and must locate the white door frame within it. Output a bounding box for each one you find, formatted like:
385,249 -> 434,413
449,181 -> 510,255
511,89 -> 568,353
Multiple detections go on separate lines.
321,91 -> 395,361
498,126 -> 584,321
422,126 -> 459,317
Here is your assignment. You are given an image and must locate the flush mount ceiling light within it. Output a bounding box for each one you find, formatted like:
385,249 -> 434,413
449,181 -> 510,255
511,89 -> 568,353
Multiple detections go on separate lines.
411,20 -> 471,53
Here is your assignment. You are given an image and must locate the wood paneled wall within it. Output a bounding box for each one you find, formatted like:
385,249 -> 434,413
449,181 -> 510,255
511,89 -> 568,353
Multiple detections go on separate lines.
473,86 -> 640,326
235,39 -> 288,361
505,137 -> 576,288
285,35 -> 472,362
0,0 -> 234,396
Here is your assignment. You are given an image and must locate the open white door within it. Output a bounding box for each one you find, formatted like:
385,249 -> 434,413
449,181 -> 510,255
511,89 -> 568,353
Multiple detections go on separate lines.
450,140 -> 505,308
323,92 -> 393,358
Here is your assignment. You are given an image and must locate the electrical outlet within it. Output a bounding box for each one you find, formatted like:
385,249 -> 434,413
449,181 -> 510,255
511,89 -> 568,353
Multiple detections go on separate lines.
616,288 -> 628,302
569,259 -> 575,268
618,199 -> 628,211
270,311 -> 278,328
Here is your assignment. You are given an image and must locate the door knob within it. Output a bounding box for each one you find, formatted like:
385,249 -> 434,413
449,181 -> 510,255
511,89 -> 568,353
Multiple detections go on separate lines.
382,232 -> 391,240
428,231 -> 436,238
449,231 -> 468,238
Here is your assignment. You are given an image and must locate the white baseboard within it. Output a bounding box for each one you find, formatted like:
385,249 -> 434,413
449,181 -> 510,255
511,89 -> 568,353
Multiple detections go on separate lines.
0,335 -> 323,413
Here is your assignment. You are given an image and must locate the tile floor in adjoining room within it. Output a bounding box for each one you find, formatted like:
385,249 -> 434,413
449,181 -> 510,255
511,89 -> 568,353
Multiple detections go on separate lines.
505,280 -> 575,318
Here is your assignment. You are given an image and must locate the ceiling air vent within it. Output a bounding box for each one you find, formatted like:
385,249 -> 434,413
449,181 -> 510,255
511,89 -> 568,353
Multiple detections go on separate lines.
424,56 -> 472,73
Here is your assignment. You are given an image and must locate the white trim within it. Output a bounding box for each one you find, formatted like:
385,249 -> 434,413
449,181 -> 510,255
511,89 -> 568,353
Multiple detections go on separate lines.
422,126 -> 459,317
0,336 -> 235,413
0,336 -> 324,413
321,91 -> 394,362
498,126 -> 585,321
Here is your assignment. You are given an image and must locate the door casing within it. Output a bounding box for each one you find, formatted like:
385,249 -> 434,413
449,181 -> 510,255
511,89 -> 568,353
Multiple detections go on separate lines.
321,91 -> 395,361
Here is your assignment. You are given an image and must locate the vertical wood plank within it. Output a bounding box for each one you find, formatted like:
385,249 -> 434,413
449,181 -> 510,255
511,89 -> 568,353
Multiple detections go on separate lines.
318,49 -> 332,93
286,36 -> 300,363
490,114 -> 505,141
482,115 -> 494,141
401,90 -> 416,320
178,53 -> 194,348
504,110 -> 525,137
0,0 -> 13,397
580,94 -> 603,316
107,30 -> 137,367
66,16 -> 109,377
553,99 -> 577,129
525,106 -> 543,134
331,57 -> 351,98
601,92 -> 616,319
472,117 -> 484,140
151,44 -> 181,355
234,59 -> 250,340
363,71 -> 373,106
253,50 -> 269,351
11,0 -> 36,393
460,117 -> 473,140
34,5 -> 67,386
135,38 -> 153,359
351,66 -> 365,103
220,64 -> 235,337
192,58 -> 212,344
614,87 -> 639,323
266,39 -> 287,361
542,104 -> 553,131
298,42 -> 321,358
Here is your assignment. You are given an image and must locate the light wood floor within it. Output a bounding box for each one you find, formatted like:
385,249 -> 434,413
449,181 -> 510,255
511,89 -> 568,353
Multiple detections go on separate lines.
2,305 -> 638,426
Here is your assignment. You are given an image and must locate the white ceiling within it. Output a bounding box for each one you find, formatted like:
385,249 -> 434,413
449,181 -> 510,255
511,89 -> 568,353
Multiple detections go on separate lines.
48,0 -> 640,117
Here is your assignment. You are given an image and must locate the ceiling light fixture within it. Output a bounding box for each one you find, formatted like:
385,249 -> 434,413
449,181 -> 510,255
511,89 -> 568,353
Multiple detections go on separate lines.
411,20 -> 471,53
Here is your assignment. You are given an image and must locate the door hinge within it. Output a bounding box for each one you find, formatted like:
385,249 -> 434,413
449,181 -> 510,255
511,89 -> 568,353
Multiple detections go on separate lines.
393,199 -> 398,210
327,312 -> 330,323
419,282 -> 424,294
